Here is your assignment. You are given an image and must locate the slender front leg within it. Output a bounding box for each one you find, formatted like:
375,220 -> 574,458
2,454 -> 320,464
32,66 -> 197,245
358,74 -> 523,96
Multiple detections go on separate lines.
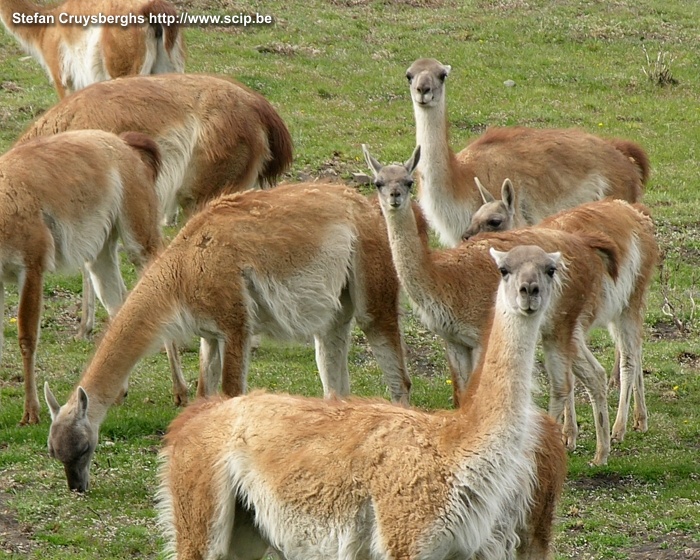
358,310 -> 411,405
76,266 -> 96,339
444,341 -> 473,407
198,337 -> 225,397
608,349 -> 621,389
220,333 -> 252,398
610,316 -> 647,442
315,312 -> 353,399
542,338 -> 576,450
47,62 -> 68,98
85,233 -> 127,316
562,389 -> 579,454
165,340 -> 188,406
18,268 -> 44,425
572,339 -> 611,466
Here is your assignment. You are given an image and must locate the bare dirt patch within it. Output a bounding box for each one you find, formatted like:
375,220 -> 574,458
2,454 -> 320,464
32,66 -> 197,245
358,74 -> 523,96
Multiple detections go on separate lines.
568,471 -> 629,491
629,540 -> 700,559
255,43 -> 322,57
678,351 -> 700,370
650,320 -> 686,342
0,492 -> 33,555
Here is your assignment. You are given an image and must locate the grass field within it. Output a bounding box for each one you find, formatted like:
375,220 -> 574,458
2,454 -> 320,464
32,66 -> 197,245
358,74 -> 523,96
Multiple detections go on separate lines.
0,0 -> 699,558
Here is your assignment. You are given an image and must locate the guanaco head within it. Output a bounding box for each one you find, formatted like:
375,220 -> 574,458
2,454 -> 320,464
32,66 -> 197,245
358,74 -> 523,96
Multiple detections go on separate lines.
406,58 -> 451,108
362,144 -> 421,211
463,178 -> 519,240
490,245 -> 561,317
44,383 -> 98,493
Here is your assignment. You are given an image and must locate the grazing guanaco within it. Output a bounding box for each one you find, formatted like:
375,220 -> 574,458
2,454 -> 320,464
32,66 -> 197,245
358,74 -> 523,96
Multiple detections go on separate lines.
44,183 -> 411,492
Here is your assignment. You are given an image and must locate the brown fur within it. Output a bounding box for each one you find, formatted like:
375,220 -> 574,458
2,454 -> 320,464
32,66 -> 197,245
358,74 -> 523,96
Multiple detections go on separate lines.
466,229 -> 618,369
0,0 -> 185,99
463,193 -> 657,448
1,130 -> 164,425
18,73 -> 291,339
407,58 -> 649,247
466,201 -> 656,459
461,126 -> 647,211
156,247 -> 567,559
119,131 -> 162,182
525,414 -> 568,557
606,138 -> 651,185
163,396 -> 228,448
453,304 -> 568,559
538,199 -> 659,442
18,73 -> 293,216
45,183 -> 411,491
366,148 -> 628,465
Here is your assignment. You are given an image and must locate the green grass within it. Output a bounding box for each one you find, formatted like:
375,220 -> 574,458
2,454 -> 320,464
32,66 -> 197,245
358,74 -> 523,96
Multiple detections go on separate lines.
1,0 -> 699,558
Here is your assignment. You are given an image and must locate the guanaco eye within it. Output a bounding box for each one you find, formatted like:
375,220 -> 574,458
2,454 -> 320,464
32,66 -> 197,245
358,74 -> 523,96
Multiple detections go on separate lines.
406,73 -> 413,82
546,266 -> 556,278
374,180 -> 385,189
498,267 -> 509,277
487,218 -> 503,227
439,71 -> 448,81
406,179 -> 414,188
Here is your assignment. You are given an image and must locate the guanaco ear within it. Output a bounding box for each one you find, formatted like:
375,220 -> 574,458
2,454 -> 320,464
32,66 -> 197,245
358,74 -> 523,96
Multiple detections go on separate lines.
404,145 -> 421,174
548,251 -> 562,267
474,177 -> 495,204
77,387 -> 89,420
361,144 -> 383,177
501,179 -> 517,216
44,382 -> 61,421
489,247 -> 508,268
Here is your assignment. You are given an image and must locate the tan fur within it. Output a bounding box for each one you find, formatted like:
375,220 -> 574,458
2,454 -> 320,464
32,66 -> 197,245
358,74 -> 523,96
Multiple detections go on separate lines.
538,199 -> 659,443
0,0 -> 185,99
157,245 -> 566,560
406,58 -> 649,247
44,183 -> 411,492
464,333 -> 568,559
18,73 -> 293,215
0,129 -> 171,425
521,414 -> 568,559
465,196 -> 658,448
364,146 -> 652,466
18,72 -> 293,337
3,0 -> 186,336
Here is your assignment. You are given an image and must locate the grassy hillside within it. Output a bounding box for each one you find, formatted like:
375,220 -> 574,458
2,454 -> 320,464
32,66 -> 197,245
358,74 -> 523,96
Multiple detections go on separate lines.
0,1 -> 698,558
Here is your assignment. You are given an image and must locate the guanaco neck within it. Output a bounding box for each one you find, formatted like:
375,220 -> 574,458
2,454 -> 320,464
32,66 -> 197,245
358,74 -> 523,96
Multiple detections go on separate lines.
413,97 -> 471,247
78,277 -> 177,426
0,0 -> 48,50
413,96 -> 453,198
459,297 -> 542,430
382,202 -> 450,319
